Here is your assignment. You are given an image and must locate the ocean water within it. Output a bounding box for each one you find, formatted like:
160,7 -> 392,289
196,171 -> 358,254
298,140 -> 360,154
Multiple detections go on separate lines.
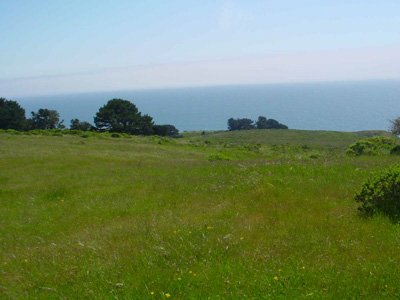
17,80 -> 400,132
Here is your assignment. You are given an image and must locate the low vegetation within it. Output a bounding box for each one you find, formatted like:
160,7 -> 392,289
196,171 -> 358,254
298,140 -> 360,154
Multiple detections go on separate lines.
1,129 -> 400,299
355,164 -> 400,221
346,136 -> 398,156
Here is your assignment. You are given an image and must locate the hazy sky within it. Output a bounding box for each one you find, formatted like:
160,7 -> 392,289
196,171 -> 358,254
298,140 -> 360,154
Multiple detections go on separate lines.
1,0 -> 400,97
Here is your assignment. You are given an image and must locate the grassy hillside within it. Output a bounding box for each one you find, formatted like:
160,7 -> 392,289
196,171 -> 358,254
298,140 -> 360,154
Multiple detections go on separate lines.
1,130 -> 400,299
182,129 -> 390,151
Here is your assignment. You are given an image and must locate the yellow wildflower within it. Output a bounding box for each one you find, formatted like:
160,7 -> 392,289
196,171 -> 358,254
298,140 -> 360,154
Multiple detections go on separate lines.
165,293 -> 171,298
24,259 -> 28,263
274,276 -> 278,280
150,292 -> 154,295
178,278 -> 181,281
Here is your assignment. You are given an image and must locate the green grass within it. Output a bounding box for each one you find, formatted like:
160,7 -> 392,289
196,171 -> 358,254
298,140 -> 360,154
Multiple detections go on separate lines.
1,130 -> 400,299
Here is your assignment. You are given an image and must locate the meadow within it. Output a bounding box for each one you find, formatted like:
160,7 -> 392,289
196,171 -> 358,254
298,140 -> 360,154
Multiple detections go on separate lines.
1,129 -> 400,299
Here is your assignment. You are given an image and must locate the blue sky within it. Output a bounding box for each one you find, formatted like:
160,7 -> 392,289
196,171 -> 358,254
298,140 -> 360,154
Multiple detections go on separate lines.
1,0 -> 400,97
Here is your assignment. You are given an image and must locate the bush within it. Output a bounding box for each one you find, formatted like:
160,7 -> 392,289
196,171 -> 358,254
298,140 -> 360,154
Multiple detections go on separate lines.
390,145 -> 400,155
111,133 -> 122,138
354,164 -> 400,221
4,129 -> 21,135
346,136 -> 397,156
205,153 -> 231,161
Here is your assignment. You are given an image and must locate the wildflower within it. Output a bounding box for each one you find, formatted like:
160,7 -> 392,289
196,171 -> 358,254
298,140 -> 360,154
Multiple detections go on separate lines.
165,293 -> 171,298
24,259 -> 28,263
188,231 -> 192,234
4,262 -> 7,265
150,292 -> 154,295
178,277 -> 181,280
207,226 -> 212,230
302,266 -> 305,270
61,199 -> 64,202
193,273 -> 197,277
240,237 -> 244,240
274,276 -> 278,280
189,271 -> 192,274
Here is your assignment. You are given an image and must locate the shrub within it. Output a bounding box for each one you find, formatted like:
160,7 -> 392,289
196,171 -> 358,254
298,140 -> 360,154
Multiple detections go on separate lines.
391,145 -> 400,155
111,133 -> 122,138
4,129 -> 21,135
354,164 -> 400,221
51,131 -> 63,137
205,153 -> 231,161
346,136 -> 397,156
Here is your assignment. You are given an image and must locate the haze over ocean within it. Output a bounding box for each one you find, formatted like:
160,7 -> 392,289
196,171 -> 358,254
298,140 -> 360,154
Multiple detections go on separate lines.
17,80 -> 400,132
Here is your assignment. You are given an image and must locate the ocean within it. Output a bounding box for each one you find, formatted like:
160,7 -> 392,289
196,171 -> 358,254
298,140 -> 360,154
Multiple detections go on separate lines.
16,80 -> 400,132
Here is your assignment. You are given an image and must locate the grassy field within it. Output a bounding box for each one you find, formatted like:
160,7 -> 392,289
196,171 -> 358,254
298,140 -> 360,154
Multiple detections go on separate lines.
1,129 -> 400,299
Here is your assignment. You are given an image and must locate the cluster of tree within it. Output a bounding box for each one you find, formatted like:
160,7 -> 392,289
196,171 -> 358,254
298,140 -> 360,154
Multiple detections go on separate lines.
228,116 -> 288,131
0,97 -> 179,137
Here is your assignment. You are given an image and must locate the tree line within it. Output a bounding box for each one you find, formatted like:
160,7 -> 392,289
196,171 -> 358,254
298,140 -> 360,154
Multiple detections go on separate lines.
228,116 -> 288,131
0,98 -> 179,137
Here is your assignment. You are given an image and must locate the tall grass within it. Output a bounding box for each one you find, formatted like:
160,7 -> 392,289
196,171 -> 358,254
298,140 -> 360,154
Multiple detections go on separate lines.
1,131 -> 400,299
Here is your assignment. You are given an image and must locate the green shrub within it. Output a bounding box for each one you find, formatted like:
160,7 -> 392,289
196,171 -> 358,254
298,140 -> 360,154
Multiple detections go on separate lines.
205,153 -> 231,161
5,129 -> 22,135
354,164 -> 400,221
308,153 -> 322,159
346,136 -> 397,156
111,133 -> 122,138
390,145 -> 400,155
50,130 -> 63,136
63,129 -> 82,135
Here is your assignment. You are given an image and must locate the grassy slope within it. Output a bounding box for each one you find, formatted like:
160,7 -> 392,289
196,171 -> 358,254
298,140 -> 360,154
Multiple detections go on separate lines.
1,130 -> 400,299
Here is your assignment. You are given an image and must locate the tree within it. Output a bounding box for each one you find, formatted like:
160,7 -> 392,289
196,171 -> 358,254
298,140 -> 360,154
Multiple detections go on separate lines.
228,116 -> 288,131
153,124 -> 179,137
228,118 -> 255,131
0,98 -> 27,130
28,108 -> 64,130
94,99 -> 156,135
264,118 -> 288,129
136,114 -> 155,135
70,119 -> 92,131
255,116 -> 268,129
390,117 -> 400,136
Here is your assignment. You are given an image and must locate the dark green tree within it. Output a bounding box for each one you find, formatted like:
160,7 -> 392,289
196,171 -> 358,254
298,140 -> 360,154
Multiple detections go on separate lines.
70,119 -> 92,131
28,108 -> 64,130
136,114 -> 155,135
94,99 -> 154,135
0,98 -> 27,130
153,124 -> 179,137
264,118 -> 288,129
228,118 -> 255,131
255,116 -> 268,129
